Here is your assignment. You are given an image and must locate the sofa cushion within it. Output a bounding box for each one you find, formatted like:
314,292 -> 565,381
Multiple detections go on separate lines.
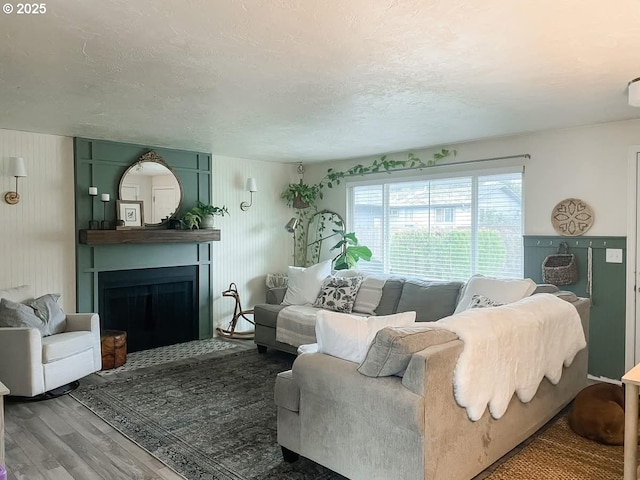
358,326 -> 459,377
253,303 -> 287,328
316,310 -> 416,364
374,277 -> 405,316
396,280 -> 463,322
42,331 -> 94,363
282,260 -> 332,306
454,275 -> 537,313
314,275 -> 363,313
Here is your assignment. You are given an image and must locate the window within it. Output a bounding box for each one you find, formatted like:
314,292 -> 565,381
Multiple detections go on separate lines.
435,207 -> 454,223
348,169 -> 523,281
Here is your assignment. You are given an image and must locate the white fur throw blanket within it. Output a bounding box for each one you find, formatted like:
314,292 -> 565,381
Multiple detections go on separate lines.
431,293 -> 586,421
275,305 -> 321,347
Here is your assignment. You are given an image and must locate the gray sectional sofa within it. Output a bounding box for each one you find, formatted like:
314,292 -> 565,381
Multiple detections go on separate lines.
254,275 -> 590,480
254,276 -> 464,354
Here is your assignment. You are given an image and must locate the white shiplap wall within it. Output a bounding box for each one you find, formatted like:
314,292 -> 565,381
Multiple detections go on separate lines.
0,129 -> 299,329
210,155 -> 297,332
0,129 -> 76,310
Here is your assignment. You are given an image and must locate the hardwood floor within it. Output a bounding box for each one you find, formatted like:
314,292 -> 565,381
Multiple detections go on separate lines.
4,394 -> 184,480
4,337 -> 256,479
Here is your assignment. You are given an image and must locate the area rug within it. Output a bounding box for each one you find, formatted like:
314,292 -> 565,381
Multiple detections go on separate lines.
72,349 -> 342,479
481,414 -> 623,480
96,337 -> 241,376
72,350 -> 623,480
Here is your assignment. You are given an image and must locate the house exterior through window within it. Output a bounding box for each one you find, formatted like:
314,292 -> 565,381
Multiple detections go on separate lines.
347,168 -> 523,281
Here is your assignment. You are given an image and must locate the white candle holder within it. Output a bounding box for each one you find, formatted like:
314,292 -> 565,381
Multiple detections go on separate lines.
88,186 -> 100,229
101,194 -> 111,230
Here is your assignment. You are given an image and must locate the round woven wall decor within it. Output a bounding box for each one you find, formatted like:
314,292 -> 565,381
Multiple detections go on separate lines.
551,198 -> 594,236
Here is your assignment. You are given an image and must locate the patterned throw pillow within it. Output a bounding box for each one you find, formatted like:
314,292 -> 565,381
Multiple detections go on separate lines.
468,293 -> 504,309
314,275 -> 364,313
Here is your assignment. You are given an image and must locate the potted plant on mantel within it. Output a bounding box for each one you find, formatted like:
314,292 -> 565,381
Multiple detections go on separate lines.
182,202 -> 229,229
180,211 -> 201,230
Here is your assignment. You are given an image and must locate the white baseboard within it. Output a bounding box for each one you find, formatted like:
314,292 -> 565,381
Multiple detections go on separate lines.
587,374 -> 621,385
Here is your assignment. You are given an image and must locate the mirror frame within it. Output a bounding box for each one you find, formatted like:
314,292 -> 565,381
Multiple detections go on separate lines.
118,150 -> 184,227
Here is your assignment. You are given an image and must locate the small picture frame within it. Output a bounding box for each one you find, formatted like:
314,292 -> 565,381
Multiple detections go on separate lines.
117,200 -> 144,229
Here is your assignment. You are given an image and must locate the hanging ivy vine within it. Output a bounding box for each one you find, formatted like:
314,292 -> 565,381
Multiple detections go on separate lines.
318,149 -> 454,197
282,148 -> 455,208
282,148 -> 456,265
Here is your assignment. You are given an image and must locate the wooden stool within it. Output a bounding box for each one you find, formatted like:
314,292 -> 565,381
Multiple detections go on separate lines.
100,330 -> 127,370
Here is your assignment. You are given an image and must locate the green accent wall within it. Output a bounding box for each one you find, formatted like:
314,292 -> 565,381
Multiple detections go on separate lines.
74,138 -> 214,339
524,236 -> 626,380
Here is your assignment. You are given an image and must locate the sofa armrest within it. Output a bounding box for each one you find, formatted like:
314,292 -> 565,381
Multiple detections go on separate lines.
266,287 -> 287,305
401,339 -> 464,396
0,327 -> 45,395
65,313 -> 100,333
293,352 -> 421,429
0,327 -> 42,361
65,313 -> 102,371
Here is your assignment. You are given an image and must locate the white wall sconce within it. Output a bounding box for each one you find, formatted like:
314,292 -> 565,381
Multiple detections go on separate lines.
4,157 -> 27,205
240,177 -> 258,211
629,77 -> 640,106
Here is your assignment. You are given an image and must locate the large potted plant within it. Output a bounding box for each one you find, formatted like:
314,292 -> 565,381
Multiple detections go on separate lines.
330,230 -> 372,270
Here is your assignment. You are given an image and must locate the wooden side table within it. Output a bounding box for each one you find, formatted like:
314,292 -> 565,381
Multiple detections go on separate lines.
622,364 -> 640,479
0,380 -> 9,467
100,330 -> 127,370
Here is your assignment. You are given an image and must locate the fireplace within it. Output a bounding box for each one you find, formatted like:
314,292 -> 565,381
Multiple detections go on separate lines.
98,266 -> 199,352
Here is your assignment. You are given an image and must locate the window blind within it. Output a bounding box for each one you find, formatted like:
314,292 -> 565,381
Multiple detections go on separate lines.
349,170 -> 523,280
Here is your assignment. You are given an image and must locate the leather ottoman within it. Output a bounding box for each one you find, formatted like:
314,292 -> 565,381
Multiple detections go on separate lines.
100,330 -> 127,370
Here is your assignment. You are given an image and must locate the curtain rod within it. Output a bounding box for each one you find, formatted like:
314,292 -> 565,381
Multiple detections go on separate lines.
339,153 -> 531,177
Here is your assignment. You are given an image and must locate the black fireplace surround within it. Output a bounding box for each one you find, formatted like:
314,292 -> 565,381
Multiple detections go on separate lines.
98,266 -> 198,352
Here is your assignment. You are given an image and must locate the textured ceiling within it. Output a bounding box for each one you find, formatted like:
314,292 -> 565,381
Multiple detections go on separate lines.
1,0 -> 640,162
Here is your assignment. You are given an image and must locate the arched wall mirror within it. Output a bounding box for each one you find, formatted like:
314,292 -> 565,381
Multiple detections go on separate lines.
118,151 -> 183,226
305,210 -> 345,266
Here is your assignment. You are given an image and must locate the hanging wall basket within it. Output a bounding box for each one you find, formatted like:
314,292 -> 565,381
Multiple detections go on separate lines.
542,242 -> 578,286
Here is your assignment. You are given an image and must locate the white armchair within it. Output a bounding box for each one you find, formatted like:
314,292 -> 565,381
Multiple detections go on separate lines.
0,285 -> 102,398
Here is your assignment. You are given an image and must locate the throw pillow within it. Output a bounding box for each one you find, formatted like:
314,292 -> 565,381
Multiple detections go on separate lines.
0,294 -> 66,336
352,275 -> 387,315
0,297 -> 48,334
282,260 -> 332,306
315,310 -> 416,364
358,326 -> 459,377
454,275 -> 537,314
29,293 -> 67,335
313,275 -> 364,313
468,294 -> 504,309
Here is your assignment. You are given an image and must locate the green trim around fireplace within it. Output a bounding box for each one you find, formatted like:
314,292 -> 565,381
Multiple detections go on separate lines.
74,137 -> 215,340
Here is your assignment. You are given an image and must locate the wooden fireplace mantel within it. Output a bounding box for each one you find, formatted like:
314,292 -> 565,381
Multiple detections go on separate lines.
79,229 -> 221,245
